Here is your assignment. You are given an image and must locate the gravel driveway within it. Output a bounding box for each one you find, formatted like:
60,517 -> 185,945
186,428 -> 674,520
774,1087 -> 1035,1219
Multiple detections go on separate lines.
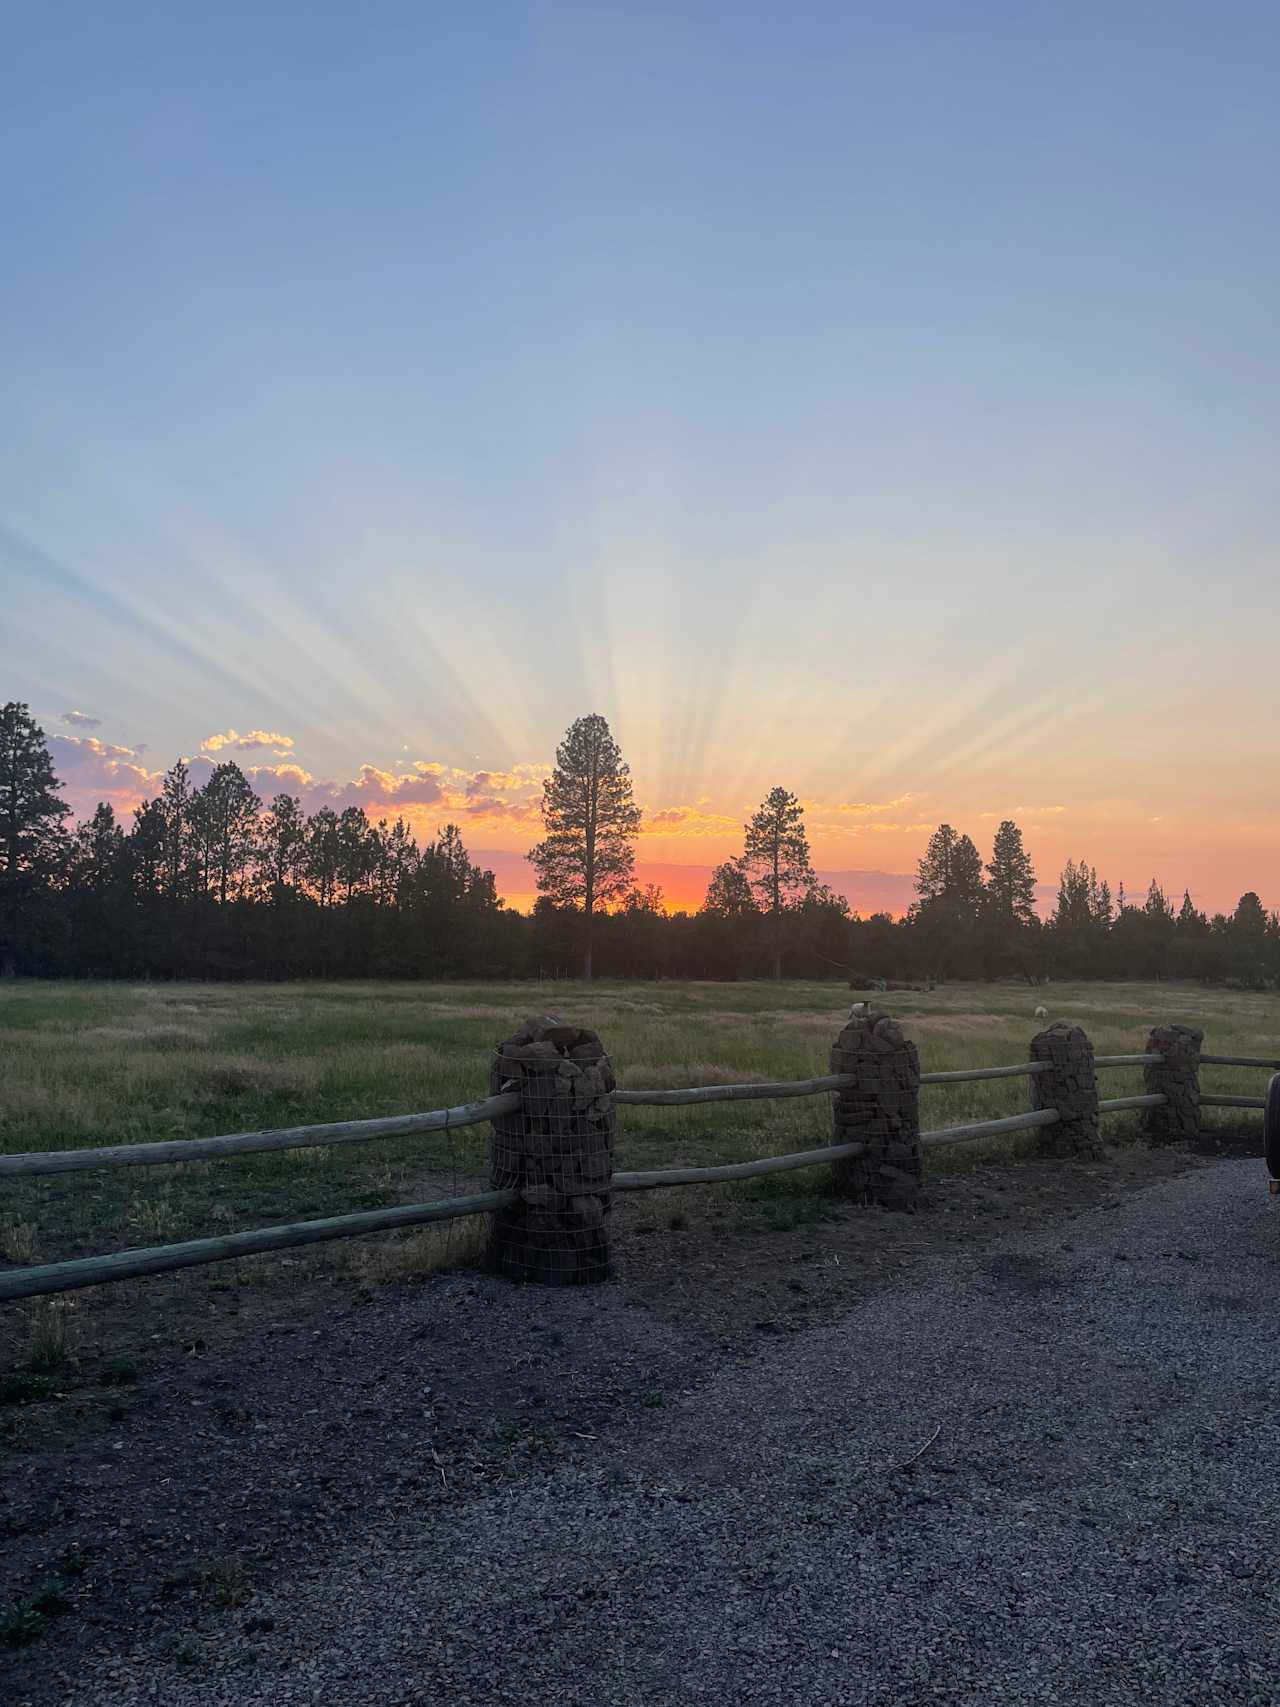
18,1157 -> 1280,1706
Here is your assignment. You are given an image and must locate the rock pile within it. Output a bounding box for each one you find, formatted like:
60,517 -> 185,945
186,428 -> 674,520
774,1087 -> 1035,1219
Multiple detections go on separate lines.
1030,1021 -> 1102,1157
1143,1022 -> 1203,1143
829,1009 -> 922,1209
487,1016 -> 615,1284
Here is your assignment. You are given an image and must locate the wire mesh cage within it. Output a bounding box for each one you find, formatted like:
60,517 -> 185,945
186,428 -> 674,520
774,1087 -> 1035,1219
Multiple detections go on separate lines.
487,1017 -> 615,1284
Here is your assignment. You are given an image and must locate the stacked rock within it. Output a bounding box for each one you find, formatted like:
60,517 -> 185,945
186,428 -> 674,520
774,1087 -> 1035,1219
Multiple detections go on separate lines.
1029,1022 -> 1102,1158
487,1015 -> 615,1284
1142,1022 -> 1203,1144
829,1009 -> 922,1209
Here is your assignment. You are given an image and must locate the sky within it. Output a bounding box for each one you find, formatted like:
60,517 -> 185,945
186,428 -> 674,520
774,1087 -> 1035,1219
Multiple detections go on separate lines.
3,2 -> 1277,918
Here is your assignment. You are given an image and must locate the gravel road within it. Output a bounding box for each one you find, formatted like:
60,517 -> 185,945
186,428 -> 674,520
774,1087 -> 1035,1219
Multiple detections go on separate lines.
21,1157 -> 1280,1706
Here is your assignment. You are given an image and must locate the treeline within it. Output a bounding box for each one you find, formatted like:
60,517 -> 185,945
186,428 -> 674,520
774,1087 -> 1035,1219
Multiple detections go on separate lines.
2,702 -> 1277,986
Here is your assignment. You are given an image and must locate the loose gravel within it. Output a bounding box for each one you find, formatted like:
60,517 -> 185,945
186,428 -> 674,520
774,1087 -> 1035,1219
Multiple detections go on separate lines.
12,1158 -> 1280,1705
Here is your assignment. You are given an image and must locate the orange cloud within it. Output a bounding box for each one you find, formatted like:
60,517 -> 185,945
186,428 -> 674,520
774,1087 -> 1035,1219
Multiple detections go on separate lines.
978,805 -> 1067,819
244,762 -> 315,791
201,728 -> 294,754
643,805 -> 742,837
803,794 -> 915,817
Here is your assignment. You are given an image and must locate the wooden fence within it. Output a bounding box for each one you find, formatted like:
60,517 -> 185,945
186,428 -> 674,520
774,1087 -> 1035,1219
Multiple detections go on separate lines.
0,1014 -> 1275,1303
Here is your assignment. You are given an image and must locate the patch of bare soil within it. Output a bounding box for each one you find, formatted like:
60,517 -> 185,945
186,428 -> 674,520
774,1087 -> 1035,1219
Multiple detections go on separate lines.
0,1141 -> 1211,1697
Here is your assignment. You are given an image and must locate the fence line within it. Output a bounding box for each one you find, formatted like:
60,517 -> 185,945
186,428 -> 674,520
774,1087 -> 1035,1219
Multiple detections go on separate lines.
0,1014 -> 1272,1305
0,1053 -> 1167,1178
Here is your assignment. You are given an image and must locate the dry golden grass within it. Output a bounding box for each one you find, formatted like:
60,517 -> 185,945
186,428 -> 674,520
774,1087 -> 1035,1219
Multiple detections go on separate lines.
0,1219 -> 38,1262
23,1296 -> 77,1369
343,1218 -> 489,1287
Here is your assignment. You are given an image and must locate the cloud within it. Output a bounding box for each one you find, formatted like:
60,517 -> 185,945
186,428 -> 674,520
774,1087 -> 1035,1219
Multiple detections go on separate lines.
61,709 -> 101,729
643,806 -> 742,837
53,740 -> 549,844
804,794 -> 916,817
978,806 -> 1066,819
244,762 -> 315,792
49,733 -> 161,819
201,728 -> 295,755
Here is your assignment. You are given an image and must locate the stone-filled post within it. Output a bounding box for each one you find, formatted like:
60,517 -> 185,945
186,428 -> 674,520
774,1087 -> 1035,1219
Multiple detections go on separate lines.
1141,1023 -> 1202,1144
1029,1022 -> 1102,1158
487,1015 -> 615,1284
829,1008 -> 922,1209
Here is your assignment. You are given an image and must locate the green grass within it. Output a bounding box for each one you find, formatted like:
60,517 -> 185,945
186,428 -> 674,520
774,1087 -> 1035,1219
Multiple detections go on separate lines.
0,978 -> 1275,1269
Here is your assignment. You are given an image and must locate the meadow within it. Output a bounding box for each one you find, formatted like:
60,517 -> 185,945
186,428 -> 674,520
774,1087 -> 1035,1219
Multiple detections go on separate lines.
0,977 -> 1275,1282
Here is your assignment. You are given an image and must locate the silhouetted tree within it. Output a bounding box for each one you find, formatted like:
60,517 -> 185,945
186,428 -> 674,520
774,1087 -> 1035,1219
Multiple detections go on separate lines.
528,714 -> 641,980
985,820 -> 1037,927
702,858 -> 756,917
743,786 -> 814,981
0,703 -> 70,974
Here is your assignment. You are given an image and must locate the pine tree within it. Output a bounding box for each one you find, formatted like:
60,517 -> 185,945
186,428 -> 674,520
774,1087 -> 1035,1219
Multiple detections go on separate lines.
528,714 -> 641,980
916,824 -> 984,916
191,762 -> 261,905
159,761 -> 194,903
915,825 -> 959,903
0,703 -> 70,974
743,787 -> 815,980
1176,889 -> 1206,935
0,702 -> 69,880
985,820 -> 1037,927
257,793 -> 308,903
701,858 -> 757,917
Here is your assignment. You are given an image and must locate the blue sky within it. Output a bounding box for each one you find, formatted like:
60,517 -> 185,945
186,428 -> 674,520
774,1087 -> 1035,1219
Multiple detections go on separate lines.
3,2 -> 1277,911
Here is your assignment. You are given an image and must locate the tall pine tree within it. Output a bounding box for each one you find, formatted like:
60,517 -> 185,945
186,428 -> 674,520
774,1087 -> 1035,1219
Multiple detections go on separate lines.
985,820 -> 1037,927
0,703 -> 70,973
743,786 -> 815,981
528,714 -> 641,980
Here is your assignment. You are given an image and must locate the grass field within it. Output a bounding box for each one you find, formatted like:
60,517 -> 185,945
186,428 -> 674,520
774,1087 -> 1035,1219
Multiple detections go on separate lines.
1,977 -> 1275,1275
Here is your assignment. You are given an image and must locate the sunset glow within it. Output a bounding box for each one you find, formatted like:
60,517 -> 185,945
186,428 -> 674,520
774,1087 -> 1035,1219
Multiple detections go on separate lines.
3,7 -> 1276,923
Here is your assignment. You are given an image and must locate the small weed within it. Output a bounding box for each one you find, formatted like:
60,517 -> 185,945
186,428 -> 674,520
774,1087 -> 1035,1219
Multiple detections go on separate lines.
641,1389 -> 665,1408
98,1358 -> 140,1388
211,1396 -> 252,1428
205,1554 -> 247,1609
24,1297 -> 77,1370
0,1581 -> 73,1648
0,1220 -> 37,1262
668,1212 -> 688,1232
126,1187 -> 179,1241
0,1370 -> 58,1406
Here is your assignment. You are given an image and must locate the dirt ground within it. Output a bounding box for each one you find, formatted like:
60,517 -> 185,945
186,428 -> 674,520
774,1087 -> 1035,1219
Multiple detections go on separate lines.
0,1133 -> 1248,1696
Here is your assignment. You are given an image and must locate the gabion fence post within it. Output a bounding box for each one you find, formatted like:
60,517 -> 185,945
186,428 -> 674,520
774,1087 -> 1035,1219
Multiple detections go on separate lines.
487,1015 -> 615,1284
1142,1023 -> 1203,1144
830,1008 -> 922,1209
1029,1022 -> 1102,1158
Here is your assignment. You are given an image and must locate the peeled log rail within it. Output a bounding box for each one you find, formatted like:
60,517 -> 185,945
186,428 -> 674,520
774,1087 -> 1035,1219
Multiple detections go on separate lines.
1200,1054 -> 1280,1071
614,1139 -> 867,1191
0,1093 -> 521,1180
921,1062 -> 1047,1083
615,1055 -> 1161,1107
614,1074 -> 852,1107
0,1188 -> 518,1303
1200,1094 -> 1267,1109
918,1108 -> 1061,1148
